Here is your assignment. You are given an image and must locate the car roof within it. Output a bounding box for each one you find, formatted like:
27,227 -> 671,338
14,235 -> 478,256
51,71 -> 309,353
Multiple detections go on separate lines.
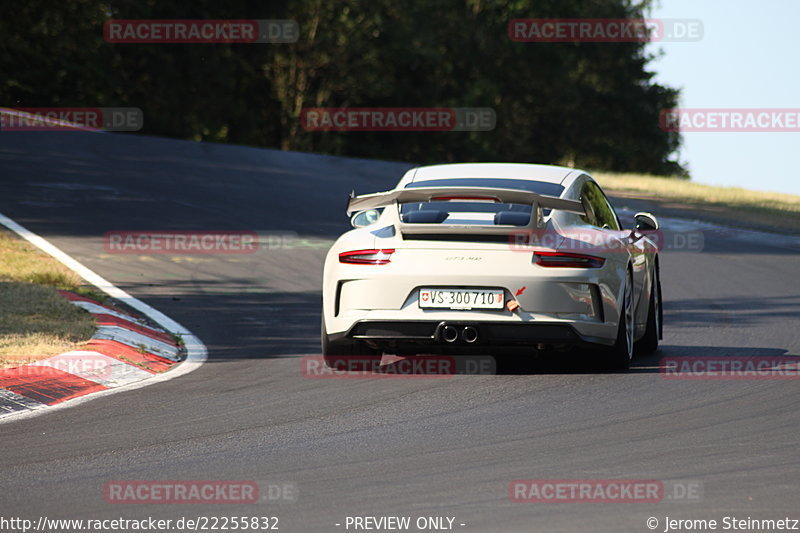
404,163 -> 581,185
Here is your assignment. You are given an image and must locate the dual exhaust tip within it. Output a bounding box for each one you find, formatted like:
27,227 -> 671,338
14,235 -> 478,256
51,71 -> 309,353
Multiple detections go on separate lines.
441,324 -> 479,344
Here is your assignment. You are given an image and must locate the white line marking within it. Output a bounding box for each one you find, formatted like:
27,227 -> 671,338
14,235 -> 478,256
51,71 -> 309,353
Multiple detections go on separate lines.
0,211 -> 207,423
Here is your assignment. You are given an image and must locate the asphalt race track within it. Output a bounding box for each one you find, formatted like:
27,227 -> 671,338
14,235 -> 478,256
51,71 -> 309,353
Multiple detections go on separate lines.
1,132 -> 799,532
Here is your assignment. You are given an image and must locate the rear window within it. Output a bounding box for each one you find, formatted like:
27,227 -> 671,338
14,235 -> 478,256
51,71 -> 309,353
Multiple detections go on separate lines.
401,178 -> 563,225
405,178 -> 564,197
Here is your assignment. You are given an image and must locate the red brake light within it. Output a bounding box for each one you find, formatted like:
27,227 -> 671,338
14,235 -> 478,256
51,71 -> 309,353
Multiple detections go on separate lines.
339,249 -> 395,265
534,251 -> 605,268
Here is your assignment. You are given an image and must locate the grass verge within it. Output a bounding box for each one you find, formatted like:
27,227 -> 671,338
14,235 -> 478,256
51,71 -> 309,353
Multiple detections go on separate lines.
594,172 -> 800,233
0,228 -> 97,369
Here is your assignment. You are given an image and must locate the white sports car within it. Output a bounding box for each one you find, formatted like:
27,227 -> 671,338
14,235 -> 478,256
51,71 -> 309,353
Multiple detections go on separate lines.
321,163 -> 662,370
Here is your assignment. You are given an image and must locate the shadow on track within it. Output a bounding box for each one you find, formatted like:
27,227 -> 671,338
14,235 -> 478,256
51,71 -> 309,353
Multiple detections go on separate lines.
665,295 -> 800,327
363,345 -> 796,376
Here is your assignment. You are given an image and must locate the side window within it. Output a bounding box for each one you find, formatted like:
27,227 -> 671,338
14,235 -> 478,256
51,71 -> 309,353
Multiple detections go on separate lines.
579,187 -> 598,226
596,185 -> 621,230
580,182 -> 620,230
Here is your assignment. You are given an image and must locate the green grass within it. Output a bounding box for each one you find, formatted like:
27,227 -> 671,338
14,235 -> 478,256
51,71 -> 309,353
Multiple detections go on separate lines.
594,172 -> 800,232
594,172 -> 800,214
0,229 -> 97,368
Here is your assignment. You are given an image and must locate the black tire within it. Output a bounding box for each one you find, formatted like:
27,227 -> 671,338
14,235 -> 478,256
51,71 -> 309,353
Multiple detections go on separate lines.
321,316 -> 382,371
605,270 -> 634,370
634,263 -> 661,356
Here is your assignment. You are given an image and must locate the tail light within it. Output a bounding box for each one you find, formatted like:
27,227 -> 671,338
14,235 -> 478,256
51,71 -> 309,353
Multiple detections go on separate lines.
534,251 -> 605,268
339,249 -> 395,265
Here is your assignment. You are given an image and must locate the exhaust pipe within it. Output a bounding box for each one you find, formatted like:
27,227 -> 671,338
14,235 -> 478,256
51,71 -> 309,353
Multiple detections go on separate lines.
462,326 -> 479,344
441,325 -> 459,343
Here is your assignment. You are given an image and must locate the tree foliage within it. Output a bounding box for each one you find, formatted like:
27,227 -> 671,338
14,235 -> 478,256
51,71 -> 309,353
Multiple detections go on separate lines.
0,0 -> 685,175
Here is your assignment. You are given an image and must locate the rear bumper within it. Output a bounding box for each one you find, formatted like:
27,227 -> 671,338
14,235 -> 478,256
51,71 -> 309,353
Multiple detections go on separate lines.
330,319 -> 609,354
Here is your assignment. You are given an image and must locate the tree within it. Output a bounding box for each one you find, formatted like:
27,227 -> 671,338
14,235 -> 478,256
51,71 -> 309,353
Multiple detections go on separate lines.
0,0 -> 686,176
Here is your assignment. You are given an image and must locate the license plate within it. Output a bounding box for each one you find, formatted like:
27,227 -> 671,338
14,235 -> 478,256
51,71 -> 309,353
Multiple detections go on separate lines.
418,288 -> 504,310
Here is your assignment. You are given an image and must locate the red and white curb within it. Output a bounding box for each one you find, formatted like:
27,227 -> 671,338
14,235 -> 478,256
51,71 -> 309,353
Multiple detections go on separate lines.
0,290 -> 180,415
0,212 -> 207,423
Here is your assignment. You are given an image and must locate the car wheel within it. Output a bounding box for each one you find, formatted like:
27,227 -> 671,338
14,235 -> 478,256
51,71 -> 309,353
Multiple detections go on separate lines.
321,316 -> 382,371
634,264 -> 661,355
605,269 -> 634,370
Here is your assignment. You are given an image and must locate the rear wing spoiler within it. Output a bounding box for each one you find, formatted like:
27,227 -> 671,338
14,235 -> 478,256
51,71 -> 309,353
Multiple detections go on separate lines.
346,186 -> 585,235
346,186 -> 584,215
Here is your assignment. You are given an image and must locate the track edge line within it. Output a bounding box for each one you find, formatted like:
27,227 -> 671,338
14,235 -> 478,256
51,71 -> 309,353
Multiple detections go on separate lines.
0,211 -> 207,424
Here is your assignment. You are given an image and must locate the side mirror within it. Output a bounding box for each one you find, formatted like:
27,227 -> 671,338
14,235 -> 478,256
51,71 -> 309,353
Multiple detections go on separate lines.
350,209 -> 382,228
633,212 -> 659,232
